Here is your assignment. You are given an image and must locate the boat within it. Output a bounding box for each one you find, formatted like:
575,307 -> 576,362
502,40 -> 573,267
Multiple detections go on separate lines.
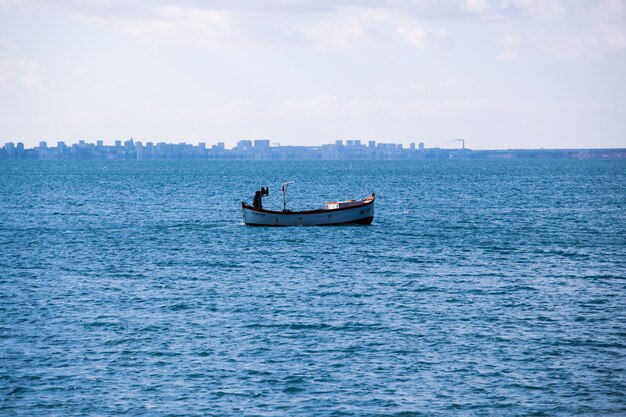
242,182 -> 375,226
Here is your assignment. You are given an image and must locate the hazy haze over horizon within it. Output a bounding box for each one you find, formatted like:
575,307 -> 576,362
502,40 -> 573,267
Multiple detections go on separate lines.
1,0 -> 625,150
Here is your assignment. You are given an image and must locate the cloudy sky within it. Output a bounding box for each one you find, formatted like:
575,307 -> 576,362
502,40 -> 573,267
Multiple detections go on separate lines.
1,0 -> 625,149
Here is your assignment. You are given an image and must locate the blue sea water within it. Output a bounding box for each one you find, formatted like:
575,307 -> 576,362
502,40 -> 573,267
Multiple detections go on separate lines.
1,160 -> 625,416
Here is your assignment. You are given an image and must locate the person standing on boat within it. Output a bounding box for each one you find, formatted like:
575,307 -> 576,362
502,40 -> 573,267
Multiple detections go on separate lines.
253,190 -> 262,209
253,187 -> 268,209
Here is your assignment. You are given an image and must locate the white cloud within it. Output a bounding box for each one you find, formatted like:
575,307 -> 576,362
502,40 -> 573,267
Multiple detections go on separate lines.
11,1 -> 445,50
6,0 -> 620,58
301,15 -> 368,50
598,24 -> 626,49
82,5 -> 236,48
586,0 -> 626,22
397,21 -> 447,48
459,0 -> 491,15
497,34 -> 521,60
396,23 -> 428,48
508,0 -> 564,20
497,49 -> 519,60
458,0 -> 565,19
0,57 -> 41,88
299,8 -> 446,51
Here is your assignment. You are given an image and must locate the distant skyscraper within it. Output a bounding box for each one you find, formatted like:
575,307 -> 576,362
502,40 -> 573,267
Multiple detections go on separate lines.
135,141 -> 143,160
418,142 -> 424,151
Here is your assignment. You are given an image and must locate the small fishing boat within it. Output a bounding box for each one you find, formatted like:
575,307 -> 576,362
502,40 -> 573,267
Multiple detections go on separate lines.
242,182 -> 375,226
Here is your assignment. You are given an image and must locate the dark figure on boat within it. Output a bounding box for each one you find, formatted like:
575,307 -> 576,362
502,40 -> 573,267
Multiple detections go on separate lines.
253,187 -> 269,209
253,191 -> 261,209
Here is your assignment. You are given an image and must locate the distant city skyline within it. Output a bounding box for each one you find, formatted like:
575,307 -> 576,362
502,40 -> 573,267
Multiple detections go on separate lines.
3,137 -> 624,161
1,1 -> 625,149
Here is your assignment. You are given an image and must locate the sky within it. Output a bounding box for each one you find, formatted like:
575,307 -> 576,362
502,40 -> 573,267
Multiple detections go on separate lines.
1,0 -> 625,150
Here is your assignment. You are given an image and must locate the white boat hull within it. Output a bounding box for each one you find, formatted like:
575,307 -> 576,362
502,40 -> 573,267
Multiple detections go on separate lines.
242,195 -> 375,226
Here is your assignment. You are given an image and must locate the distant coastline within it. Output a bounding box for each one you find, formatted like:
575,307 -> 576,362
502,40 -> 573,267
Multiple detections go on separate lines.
2,139 -> 625,160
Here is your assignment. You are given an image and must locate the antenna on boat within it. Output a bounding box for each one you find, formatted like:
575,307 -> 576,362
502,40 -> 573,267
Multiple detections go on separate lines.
281,181 -> 295,212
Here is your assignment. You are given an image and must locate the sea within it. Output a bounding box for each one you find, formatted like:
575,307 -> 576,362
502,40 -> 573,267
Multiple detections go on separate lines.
1,160 -> 625,416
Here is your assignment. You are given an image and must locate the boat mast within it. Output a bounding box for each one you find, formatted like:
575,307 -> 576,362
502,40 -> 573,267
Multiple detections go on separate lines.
282,181 -> 294,211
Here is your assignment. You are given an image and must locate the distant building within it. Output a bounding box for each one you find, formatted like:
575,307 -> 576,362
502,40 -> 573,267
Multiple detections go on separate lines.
236,140 -> 253,151
254,139 -> 270,149
4,142 -> 15,154
418,142 -> 424,151
136,141 -> 143,160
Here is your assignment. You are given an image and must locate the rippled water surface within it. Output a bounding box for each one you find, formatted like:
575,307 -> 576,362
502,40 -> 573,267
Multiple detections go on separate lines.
1,160 -> 625,416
